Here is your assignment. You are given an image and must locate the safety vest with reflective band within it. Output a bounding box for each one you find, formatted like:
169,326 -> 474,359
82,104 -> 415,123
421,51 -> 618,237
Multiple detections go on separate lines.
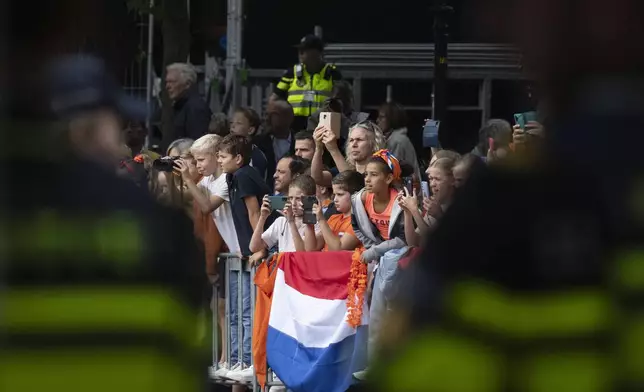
277,64 -> 336,117
371,253 -> 644,392
0,209 -> 206,392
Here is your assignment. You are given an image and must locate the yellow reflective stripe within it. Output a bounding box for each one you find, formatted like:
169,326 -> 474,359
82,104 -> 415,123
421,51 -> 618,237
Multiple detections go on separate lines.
449,281 -> 611,338
4,286 -> 199,348
7,210 -> 142,267
276,82 -> 290,91
374,330 -> 503,392
0,348 -> 200,392
613,249 -> 644,291
518,351 -> 611,392
620,315 -> 644,384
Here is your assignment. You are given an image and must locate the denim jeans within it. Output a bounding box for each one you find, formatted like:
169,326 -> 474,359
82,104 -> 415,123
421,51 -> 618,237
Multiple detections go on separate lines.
368,247 -> 408,362
229,270 -> 252,366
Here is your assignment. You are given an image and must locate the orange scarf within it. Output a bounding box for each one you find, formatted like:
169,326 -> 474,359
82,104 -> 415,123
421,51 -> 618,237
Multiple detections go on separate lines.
347,247 -> 368,328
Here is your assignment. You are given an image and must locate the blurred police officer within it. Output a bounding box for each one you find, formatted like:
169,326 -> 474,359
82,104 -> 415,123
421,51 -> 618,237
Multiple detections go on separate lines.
1,55 -> 206,391
366,1 -> 644,391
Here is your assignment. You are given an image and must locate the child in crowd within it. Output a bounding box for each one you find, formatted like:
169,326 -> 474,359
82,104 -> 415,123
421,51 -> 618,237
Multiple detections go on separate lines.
306,171 -> 364,251
250,174 -> 320,254
209,112 -> 230,137
230,107 -> 268,181
175,134 -> 232,374
351,149 -> 409,380
214,134 -> 270,382
399,156 -> 457,246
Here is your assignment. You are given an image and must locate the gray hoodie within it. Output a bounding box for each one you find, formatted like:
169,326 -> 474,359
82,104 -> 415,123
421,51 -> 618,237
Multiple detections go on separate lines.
351,188 -> 407,262
386,127 -> 421,179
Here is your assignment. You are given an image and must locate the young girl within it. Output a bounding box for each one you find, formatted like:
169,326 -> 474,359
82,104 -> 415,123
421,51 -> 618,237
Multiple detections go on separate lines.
351,149 -> 409,380
399,157 -> 457,246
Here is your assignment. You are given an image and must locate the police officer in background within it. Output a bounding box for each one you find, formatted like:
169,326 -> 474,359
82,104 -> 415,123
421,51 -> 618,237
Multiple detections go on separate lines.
2,54 -> 206,391
271,34 -> 343,132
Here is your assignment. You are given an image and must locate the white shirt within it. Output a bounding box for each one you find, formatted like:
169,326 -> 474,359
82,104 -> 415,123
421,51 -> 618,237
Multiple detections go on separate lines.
199,173 -> 241,254
272,135 -> 292,162
261,216 -> 320,253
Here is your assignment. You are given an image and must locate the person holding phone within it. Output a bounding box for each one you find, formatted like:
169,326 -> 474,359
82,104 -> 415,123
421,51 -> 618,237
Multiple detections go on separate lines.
398,157 -> 456,246
305,171 -> 364,251
249,175 -> 321,254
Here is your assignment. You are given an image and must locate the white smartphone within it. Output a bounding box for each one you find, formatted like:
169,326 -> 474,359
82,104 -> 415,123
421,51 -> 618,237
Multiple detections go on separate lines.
421,181 -> 430,199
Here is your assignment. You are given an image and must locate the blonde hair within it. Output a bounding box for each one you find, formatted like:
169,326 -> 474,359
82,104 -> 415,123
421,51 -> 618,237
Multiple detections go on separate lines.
167,138 -> 194,156
430,157 -> 457,175
345,121 -> 385,166
190,134 -> 222,156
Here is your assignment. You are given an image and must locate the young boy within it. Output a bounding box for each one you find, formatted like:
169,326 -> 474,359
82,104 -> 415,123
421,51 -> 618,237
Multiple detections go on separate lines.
230,107 -> 268,181
249,174 -> 320,254
176,134 -> 237,374
214,134 -> 270,382
306,170 -> 364,251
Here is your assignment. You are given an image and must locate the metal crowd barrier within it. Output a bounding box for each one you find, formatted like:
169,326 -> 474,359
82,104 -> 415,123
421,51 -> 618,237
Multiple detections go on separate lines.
209,253 -> 284,392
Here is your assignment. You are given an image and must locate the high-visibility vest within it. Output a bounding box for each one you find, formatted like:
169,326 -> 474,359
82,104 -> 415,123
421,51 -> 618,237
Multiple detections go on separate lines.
371,250 -> 644,391
278,64 -> 336,117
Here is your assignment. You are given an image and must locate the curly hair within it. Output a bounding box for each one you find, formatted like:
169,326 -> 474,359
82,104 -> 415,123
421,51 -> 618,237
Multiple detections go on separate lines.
344,121 -> 385,167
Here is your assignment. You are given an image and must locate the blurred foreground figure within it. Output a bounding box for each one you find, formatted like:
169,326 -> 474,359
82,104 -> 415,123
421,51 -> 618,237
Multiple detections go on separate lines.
1,55 -> 205,391
368,1 -> 644,391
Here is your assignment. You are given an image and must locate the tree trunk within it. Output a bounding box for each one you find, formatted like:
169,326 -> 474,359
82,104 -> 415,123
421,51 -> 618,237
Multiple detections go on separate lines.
160,0 -> 191,151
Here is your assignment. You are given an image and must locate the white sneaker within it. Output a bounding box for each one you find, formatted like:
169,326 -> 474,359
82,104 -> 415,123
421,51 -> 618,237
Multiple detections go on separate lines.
352,368 -> 369,381
269,387 -> 286,392
212,362 -> 231,379
227,364 -> 255,383
220,362 -> 242,379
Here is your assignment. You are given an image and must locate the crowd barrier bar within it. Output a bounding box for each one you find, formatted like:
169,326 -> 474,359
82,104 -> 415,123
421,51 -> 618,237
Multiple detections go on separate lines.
210,253 -> 284,392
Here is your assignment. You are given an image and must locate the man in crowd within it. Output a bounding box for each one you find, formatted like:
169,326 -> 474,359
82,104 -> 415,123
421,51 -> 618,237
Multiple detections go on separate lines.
271,35 -> 342,132
294,130 -> 315,161
255,99 -> 296,190
166,62 -> 211,140
273,155 -> 310,196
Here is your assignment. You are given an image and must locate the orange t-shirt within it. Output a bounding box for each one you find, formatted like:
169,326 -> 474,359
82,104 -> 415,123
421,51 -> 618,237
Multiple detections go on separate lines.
365,188 -> 398,240
323,214 -> 356,251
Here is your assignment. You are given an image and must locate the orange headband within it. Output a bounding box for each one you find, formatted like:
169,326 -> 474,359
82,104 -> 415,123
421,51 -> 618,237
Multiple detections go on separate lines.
372,149 -> 402,180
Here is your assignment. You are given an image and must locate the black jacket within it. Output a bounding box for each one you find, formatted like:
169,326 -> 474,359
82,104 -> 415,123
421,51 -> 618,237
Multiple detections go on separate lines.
172,86 -> 211,140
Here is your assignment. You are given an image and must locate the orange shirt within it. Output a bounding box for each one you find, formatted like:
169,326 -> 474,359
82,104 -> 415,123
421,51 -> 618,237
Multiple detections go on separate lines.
323,214 -> 356,251
365,188 -> 398,240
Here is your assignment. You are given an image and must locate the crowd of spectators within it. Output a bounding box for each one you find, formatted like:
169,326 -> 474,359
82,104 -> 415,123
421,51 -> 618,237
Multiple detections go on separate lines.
115,58 -> 544,391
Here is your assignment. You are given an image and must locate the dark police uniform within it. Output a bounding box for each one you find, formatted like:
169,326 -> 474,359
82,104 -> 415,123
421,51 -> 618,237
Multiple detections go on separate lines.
0,55 -> 206,392
368,101 -> 644,391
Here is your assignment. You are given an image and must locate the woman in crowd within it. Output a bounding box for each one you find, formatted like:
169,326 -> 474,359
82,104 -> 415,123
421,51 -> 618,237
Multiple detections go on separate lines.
377,101 -> 421,179
399,156 -> 457,246
150,138 -> 197,218
311,121 -> 385,186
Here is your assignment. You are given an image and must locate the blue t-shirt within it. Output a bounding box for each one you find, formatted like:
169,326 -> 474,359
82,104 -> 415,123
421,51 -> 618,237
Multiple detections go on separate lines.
227,165 -> 270,256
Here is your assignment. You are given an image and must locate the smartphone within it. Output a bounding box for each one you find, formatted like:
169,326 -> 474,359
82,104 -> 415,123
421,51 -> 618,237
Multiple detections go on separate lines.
513,111 -> 538,130
302,196 -> 318,225
402,176 -> 413,195
422,119 -> 440,148
268,196 -> 288,211
318,112 -> 341,137
421,181 -> 430,200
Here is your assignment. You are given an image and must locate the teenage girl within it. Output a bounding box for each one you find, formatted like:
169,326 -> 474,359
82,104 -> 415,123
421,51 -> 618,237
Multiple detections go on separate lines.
351,149 -> 409,379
